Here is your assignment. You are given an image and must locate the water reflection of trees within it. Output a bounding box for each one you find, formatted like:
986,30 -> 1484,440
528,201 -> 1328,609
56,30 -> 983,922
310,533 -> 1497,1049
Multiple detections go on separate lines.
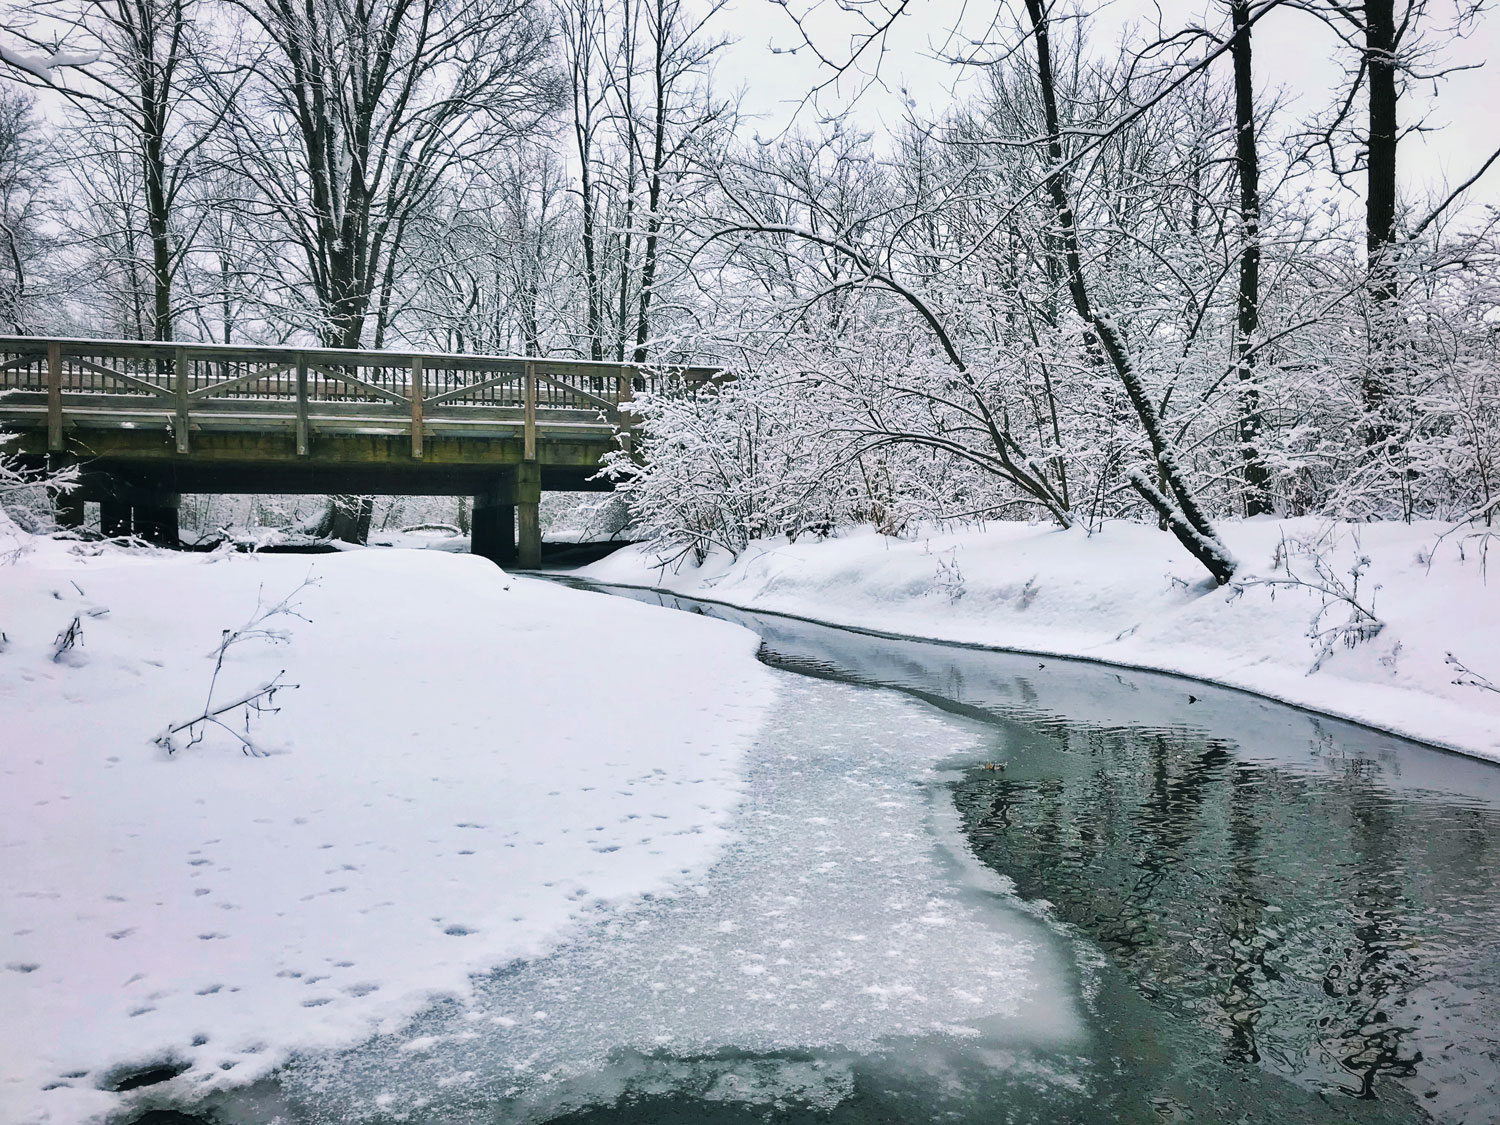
1322,789 -> 1424,1096
955,720 -> 1497,1106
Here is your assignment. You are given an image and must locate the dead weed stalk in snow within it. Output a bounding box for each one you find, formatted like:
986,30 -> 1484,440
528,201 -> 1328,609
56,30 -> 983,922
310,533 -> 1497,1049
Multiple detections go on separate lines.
52,615 -> 82,662
1231,527 -> 1385,673
156,571 -> 318,757
1421,496 -> 1500,581
1445,653 -> 1500,696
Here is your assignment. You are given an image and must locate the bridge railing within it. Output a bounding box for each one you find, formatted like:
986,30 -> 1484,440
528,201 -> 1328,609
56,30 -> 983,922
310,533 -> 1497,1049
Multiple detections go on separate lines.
0,336 -> 718,459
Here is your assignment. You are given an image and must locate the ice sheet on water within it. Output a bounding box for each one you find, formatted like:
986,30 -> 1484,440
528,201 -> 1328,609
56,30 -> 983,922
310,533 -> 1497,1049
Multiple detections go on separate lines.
260,676 -> 1081,1121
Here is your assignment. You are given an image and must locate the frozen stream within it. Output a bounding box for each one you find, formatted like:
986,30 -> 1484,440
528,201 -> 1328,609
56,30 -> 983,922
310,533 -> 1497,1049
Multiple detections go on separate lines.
201,580 -> 1500,1124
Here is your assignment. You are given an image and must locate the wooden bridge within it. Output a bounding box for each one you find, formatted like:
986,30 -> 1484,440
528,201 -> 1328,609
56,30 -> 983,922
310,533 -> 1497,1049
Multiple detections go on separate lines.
0,336 -> 713,565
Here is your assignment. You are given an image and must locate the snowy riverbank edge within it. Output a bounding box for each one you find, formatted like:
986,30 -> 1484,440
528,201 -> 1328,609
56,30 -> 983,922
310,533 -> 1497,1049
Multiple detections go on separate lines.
0,533 -> 777,1125
577,518 -> 1500,764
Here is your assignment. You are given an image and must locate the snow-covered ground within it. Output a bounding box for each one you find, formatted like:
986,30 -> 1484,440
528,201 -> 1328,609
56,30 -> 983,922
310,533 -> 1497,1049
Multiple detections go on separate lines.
580,518 -> 1500,763
0,527 -> 776,1124
366,526 -> 471,552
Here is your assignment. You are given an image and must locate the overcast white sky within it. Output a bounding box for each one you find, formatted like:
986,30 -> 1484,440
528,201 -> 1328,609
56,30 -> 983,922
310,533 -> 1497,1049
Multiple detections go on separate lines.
714,0 -> 1500,210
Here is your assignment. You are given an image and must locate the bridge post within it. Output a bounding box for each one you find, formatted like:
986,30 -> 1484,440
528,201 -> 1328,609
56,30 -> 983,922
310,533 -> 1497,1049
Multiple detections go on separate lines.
174,346 -> 190,454
46,340 -> 63,452
295,352 -> 310,456
410,356 -> 424,459
516,461 -> 541,568
523,361 -> 537,461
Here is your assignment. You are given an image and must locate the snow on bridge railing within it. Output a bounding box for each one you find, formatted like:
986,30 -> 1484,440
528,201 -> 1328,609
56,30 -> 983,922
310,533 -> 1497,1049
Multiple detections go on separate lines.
0,336 -> 720,460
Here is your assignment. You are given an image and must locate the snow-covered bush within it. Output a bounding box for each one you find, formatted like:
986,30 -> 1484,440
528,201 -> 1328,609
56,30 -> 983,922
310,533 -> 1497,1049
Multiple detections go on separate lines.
0,433 -> 76,543
603,371 -> 847,566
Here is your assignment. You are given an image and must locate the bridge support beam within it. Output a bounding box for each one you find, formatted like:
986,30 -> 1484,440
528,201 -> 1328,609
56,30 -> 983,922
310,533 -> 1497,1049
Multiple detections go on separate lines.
516,462 -> 541,569
472,464 -> 542,568
100,499 -> 132,539
471,496 -> 515,567
135,493 -> 181,547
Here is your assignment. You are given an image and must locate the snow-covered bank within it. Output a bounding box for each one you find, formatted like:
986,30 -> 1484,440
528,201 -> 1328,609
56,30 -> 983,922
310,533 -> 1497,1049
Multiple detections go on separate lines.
580,519 -> 1500,762
0,536 -> 776,1124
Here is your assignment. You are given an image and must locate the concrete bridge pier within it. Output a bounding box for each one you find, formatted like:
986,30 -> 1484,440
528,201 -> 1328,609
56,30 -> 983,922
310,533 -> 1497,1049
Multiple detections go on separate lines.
515,462 -> 541,569
100,498 -> 133,539
134,493 -> 181,547
471,463 -> 541,568
471,497 -> 516,567
60,471 -> 181,547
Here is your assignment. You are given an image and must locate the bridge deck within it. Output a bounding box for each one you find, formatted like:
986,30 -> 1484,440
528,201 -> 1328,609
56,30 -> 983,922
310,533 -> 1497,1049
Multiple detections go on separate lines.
0,336 -> 714,563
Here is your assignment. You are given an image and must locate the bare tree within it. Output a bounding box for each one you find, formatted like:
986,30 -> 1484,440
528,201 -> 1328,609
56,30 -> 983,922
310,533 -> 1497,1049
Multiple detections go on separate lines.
1291,0 -> 1494,444
2,0 -> 226,341
215,0 -> 559,349
0,89 -> 51,332
559,0 -> 609,359
1015,0 -> 1235,580
587,0 -> 732,364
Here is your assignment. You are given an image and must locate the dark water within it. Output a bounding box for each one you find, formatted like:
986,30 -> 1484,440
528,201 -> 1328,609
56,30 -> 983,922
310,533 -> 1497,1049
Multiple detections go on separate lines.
177,581 -> 1500,1125
556,584 -> 1500,1124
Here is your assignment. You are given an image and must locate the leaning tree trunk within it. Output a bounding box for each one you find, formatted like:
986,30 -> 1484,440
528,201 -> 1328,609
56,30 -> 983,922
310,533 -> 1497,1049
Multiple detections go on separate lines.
1021,0 -> 1236,583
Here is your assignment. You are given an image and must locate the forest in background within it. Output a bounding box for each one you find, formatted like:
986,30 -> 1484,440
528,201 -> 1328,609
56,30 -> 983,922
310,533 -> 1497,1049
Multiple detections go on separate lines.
1,0 -> 1497,581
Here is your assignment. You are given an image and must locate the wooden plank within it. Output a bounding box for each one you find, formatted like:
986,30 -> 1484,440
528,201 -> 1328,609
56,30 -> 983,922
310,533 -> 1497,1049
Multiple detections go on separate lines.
524,360 -> 537,461
295,352 -> 309,456
410,356 -> 424,459
0,336 -> 48,356
174,345 -> 190,453
308,364 -> 409,405
533,369 -> 617,415
422,367 -> 524,407
616,365 -> 635,454
0,336 -> 721,381
188,362 -> 296,400
532,358 -> 648,381
200,398 -> 404,419
67,357 -> 175,399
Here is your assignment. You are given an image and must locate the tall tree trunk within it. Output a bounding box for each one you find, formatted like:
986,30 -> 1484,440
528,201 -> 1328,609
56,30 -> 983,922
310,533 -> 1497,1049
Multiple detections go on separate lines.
325,495 -> 374,544
614,0 -> 639,363
220,247 -> 232,344
372,216 -> 408,350
144,142 -> 173,340
1363,0 -> 1399,449
141,57 -> 174,341
632,6 -> 668,365
569,0 -> 605,361
1231,0 -> 1271,515
579,152 -> 604,360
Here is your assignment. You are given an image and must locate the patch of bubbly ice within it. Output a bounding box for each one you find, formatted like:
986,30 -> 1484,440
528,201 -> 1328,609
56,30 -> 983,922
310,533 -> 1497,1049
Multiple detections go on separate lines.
253,676 -> 1081,1121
